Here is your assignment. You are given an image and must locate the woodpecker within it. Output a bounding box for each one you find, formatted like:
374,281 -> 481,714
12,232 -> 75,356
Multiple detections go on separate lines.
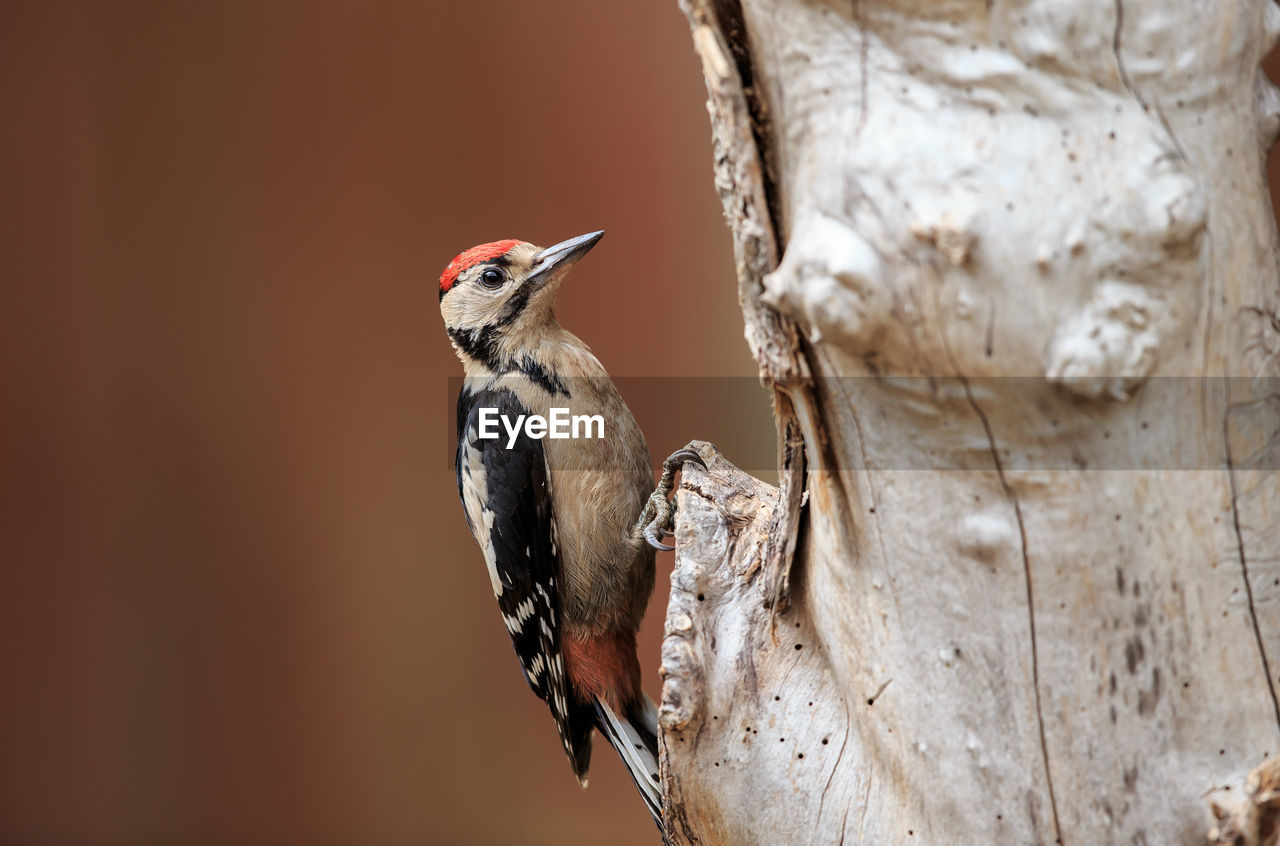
439,230 -> 701,830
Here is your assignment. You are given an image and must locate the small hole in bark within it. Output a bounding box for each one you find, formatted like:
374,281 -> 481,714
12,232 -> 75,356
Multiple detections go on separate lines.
997,815 -> 1002,821
797,753 -> 804,759
775,696 -> 781,701
822,738 -> 829,745
697,594 -> 704,601
795,644 -> 803,650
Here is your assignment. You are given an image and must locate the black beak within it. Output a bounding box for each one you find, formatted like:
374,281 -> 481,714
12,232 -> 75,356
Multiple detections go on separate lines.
527,230 -> 604,289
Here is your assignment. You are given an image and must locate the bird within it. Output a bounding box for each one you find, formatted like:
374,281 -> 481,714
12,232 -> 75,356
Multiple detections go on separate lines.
438,230 -> 703,831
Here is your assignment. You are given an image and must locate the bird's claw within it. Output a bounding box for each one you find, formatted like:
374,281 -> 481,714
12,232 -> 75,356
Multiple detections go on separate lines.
637,446 -> 708,552
663,448 -> 707,471
644,519 -> 672,552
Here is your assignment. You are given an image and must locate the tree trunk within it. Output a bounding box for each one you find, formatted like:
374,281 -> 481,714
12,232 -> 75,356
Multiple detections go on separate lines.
658,2 -> 1280,843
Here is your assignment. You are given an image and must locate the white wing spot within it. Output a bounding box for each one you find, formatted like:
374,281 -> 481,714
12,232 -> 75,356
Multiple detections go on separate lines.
515,597 -> 535,624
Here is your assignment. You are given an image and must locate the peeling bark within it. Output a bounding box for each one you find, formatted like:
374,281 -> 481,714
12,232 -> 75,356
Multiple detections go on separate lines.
1208,757 -> 1280,846
684,0 -> 814,614
661,1 -> 1280,843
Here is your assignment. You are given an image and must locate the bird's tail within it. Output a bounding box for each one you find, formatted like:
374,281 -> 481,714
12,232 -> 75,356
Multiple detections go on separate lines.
594,693 -> 663,830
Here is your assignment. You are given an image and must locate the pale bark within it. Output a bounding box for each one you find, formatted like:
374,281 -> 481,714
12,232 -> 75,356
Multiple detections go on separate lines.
659,2 -> 1280,843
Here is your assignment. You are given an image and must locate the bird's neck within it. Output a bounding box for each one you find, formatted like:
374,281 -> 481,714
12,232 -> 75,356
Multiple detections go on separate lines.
460,321 -> 606,386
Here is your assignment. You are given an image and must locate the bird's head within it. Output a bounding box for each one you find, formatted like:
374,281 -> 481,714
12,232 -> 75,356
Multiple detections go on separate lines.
438,230 -> 603,367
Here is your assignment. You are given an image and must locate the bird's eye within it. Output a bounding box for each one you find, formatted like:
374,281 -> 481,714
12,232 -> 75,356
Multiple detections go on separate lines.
480,268 -> 505,289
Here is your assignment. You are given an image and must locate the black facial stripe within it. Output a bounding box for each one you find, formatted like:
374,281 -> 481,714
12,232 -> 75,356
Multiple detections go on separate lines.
447,328 -> 568,397
447,259 -> 566,396
498,285 -> 531,325
448,325 -> 502,367
517,356 -> 569,397
446,277 -> 525,363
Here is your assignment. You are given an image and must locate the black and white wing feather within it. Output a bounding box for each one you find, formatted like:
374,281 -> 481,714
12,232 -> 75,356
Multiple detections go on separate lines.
455,386 -> 593,781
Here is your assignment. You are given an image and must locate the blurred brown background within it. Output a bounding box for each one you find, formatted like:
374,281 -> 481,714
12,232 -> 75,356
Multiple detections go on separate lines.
0,2 -> 762,844
3,3 -> 1280,845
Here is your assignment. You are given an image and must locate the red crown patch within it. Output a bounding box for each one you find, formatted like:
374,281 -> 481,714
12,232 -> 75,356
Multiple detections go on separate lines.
440,239 -> 525,294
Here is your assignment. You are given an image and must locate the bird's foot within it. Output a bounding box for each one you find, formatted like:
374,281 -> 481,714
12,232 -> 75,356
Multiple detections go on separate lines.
636,446 -> 707,551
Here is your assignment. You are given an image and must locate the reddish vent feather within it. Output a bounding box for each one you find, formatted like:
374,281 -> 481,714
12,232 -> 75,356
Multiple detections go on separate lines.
440,239 -> 525,294
562,630 -> 643,712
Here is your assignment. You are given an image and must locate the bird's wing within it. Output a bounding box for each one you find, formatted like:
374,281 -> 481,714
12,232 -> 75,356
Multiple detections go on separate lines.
455,385 -> 593,780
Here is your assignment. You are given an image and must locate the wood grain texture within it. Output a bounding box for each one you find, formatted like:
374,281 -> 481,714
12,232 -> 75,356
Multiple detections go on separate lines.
663,1 -> 1280,843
